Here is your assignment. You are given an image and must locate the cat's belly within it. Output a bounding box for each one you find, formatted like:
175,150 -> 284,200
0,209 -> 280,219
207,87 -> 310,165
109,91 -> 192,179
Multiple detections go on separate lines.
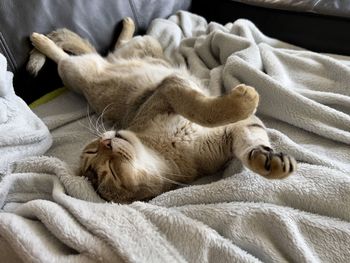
138,114 -> 201,158
107,60 -> 175,89
141,114 -> 202,141
138,114 -> 230,177
108,60 -> 196,92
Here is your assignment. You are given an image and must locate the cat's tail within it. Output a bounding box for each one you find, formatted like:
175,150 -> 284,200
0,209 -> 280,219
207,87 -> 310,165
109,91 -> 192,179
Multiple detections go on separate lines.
27,28 -> 97,76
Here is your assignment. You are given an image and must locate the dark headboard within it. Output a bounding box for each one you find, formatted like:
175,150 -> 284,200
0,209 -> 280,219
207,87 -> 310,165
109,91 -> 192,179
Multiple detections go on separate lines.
192,0 -> 350,56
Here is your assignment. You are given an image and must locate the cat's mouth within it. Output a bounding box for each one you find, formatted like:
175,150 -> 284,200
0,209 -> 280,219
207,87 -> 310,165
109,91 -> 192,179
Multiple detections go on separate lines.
100,132 -> 130,150
112,131 -> 136,148
114,132 -> 128,142
107,132 -> 135,156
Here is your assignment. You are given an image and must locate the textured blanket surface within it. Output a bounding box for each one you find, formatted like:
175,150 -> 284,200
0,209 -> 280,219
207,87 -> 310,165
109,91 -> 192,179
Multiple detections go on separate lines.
1,11 -> 350,263
0,54 -> 51,175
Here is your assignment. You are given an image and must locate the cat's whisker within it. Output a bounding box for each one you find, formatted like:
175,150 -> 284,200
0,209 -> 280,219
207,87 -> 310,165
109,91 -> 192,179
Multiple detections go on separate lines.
92,116 -> 103,137
95,174 -> 110,194
95,114 -> 104,135
79,116 -> 99,136
96,182 -> 103,194
127,160 -> 188,187
99,103 -> 114,133
93,115 -> 103,136
86,105 -> 103,137
78,121 -> 99,137
82,109 -> 98,136
101,122 -> 107,134
95,103 -> 114,136
153,173 -> 188,186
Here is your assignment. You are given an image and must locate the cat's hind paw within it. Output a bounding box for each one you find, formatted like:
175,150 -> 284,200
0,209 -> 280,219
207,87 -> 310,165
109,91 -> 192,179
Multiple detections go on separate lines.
30,33 -> 53,49
123,17 -> 135,28
30,32 -> 68,62
247,145 -> 297,179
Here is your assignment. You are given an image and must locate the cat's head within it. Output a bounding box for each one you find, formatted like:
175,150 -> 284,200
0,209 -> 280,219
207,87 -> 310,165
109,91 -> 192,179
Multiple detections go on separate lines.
79,130 -> 167,203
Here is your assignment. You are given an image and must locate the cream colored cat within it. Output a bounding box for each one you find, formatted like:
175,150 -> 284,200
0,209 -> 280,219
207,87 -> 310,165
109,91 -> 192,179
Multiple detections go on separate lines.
28,18 -> 297,203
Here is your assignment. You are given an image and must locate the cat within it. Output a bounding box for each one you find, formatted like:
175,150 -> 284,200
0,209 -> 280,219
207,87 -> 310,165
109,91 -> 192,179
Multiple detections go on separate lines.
27,17 -> 297,203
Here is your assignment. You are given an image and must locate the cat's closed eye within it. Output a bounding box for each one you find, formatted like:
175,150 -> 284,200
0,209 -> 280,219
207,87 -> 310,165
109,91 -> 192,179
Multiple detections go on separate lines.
84,150 -> 98,154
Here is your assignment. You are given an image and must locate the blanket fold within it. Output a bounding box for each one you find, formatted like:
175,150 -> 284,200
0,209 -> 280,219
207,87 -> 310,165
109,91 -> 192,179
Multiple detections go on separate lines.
0,54 -> 52,175
1,11 -> 350,263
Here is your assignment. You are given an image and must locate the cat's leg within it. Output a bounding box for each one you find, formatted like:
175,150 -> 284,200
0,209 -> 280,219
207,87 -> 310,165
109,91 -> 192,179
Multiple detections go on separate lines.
228,116 -> 297,179
114,17 -> 136,48
27,29 -> 96,75
30,33 -> 69,63
30,33 -> 107,95
129,75 -> 259,129
46,29 -> 97,55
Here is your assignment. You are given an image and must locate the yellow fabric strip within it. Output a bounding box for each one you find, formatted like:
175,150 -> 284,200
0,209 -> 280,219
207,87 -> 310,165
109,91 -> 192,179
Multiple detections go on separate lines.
29,87 -> 67,109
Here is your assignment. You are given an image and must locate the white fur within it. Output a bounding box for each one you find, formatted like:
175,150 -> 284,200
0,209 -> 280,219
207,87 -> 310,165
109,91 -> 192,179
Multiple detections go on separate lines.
133,141 -> 169,176
117,130 -> 169,176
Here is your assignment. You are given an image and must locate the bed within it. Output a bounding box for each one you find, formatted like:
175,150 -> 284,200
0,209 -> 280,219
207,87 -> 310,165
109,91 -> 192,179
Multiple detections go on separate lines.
1,5 -> 350,263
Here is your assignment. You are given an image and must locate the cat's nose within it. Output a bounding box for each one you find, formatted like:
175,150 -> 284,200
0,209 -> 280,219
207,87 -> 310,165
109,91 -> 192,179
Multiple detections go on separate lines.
100,139 -> 112,149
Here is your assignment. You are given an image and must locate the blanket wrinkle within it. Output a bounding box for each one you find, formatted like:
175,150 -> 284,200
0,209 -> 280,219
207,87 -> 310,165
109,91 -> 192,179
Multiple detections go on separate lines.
0,54 -> 51,176
131,202 -> 261,263
1,10 -> 350,263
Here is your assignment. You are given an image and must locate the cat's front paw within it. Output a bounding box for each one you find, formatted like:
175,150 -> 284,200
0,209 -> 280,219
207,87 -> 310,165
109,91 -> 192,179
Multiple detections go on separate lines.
247,145 -> 297,179
229,84 -> 259,117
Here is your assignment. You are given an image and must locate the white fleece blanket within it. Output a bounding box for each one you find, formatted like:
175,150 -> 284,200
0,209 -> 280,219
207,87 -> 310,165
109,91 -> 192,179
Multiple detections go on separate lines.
1,11 -> 350,263
0,54 -> 51,175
